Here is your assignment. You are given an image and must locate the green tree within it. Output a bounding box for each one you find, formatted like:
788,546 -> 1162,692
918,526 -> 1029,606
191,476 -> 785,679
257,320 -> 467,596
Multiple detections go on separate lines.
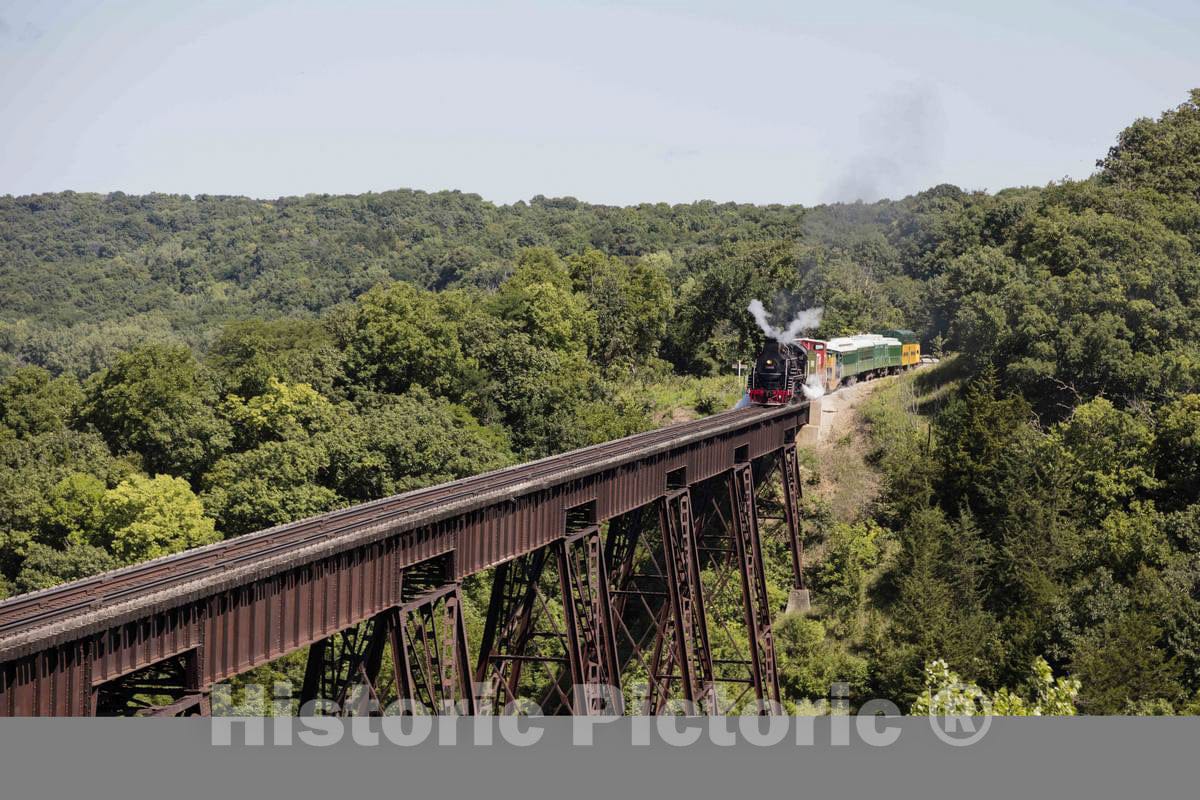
345,281 -> 467,397
774,614 -> 869,703
1099,88 -> 1200,199
933,367 -> 1037,524
15,542 -> 117,593
1156,395 -> 1200,510
201,440 -> 341,537
911,657 -> 1080,716
324,388 -> 514,502
880,506 -> 999,699
85,345 -> 231,479
207,318 -> 345,399
1050,397 -> 1157,517
937,246 -> 1023,367
664,241 -> 801,374
566,249 -> 673,369
811,520 -> 884,638
101,474 -> 220,564
0,366 -> 83,437
0,426 -> 127,577
890,185 -> 986,281
40,472 -> 109,549
224,378 -> 336,447
1071,611 -> 1185,713
493,249 -> 597,355
469,331 -> 638,457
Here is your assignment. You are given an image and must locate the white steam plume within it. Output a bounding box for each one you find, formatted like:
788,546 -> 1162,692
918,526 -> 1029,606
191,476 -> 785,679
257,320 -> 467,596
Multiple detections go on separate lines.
802,374 -> 826,400
747,299 -> 824,345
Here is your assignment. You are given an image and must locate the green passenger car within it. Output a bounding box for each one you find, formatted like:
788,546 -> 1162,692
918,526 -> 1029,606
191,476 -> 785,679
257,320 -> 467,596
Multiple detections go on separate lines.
823,334 -> 905,386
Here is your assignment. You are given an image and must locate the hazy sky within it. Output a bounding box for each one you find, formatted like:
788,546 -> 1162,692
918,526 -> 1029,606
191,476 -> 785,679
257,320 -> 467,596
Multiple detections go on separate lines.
1,0 -> 1198,205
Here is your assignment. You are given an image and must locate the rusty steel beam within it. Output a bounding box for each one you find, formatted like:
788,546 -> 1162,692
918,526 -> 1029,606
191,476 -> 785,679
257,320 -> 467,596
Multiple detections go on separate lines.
602,506 -> 675,708
298,579 -> 476,717
391,584 -> 475,715
299,637 -> 329,712
538,527 -> 621,714
476,529 -> 624,717
655,489 -> 715,712
298,612 -> 392,716
475,550 -> 549,711
559,527 -> 621,712
728,463 -> 782,711
779,444 -> 807,592
0,403 -> 809,716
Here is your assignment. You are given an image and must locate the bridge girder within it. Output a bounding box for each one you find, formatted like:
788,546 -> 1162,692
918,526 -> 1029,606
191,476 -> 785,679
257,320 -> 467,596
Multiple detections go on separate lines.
0,404 -> 810,716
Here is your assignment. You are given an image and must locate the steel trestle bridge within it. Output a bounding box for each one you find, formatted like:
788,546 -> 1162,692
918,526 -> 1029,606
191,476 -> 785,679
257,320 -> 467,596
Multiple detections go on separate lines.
0,402 -> 811,717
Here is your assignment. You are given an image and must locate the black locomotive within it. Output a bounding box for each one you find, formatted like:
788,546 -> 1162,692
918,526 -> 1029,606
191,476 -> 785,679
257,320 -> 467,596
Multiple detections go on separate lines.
746,340 -> 807,406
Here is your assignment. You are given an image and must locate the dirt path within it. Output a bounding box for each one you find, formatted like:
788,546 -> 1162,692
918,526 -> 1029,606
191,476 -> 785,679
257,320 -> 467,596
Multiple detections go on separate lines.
797,372 -> 912,523
799,375 -> 895,445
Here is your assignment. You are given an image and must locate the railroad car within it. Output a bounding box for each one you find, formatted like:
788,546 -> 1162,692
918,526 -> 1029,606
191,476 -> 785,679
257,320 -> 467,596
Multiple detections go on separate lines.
881,329 -> 921,369
746,339 -> 808,405
826,336 -> 860,386
748,329 -> 919,404
796,337 -> 835,392
832,334 -> 903,385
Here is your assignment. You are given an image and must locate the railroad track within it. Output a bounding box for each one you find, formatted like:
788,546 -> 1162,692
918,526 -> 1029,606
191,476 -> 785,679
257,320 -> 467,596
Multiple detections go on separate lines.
0,403 -> 800,646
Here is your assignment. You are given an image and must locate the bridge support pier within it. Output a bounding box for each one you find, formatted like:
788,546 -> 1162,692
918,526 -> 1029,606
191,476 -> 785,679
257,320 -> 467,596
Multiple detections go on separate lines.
779,444 -> 811,613
298,568 -> 475,716
555,527 -> 621,714
729,463 -> 782,712
299,611 -> 390,715
390,583 -> 475,715
602,476 -> 791,715
648,489 -> 715,713
476,527 -> 621,716
475,548 -> 549,712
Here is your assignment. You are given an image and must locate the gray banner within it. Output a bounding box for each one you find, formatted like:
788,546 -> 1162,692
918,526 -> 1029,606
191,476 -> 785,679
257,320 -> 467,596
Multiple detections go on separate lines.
0,717 -> 1194,799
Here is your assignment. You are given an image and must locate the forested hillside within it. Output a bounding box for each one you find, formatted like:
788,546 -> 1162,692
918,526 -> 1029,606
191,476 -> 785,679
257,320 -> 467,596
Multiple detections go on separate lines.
2,90 -> 1199,714
0,175 -> 962,378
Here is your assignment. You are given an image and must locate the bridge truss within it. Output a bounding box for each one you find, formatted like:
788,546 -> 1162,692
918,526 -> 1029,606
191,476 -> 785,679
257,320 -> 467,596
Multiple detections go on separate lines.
0,404 -> 810,717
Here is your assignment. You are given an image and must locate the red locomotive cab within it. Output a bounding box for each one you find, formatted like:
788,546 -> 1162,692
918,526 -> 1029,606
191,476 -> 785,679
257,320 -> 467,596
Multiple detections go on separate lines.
795,338 -> 825,369
795,337 -> 831,391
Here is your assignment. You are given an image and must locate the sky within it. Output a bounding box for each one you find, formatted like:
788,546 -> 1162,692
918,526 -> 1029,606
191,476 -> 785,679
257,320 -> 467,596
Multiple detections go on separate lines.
1,0 -> 1198,205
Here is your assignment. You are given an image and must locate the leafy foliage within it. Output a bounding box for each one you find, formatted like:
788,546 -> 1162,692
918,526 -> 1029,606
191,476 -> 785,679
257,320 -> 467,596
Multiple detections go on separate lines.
911,657 -> 1080,716
100,474 -> 220,564
85,345 -> 231,479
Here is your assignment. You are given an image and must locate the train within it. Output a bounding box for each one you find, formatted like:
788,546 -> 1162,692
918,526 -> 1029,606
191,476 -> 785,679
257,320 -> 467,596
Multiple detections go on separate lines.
746,329 -> 920,406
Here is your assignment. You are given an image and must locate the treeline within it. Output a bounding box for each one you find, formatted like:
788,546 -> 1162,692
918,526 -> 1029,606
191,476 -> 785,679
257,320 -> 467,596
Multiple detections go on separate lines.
1,89 -> 1199,713
0,190 -> 798,376
818,365 -> 1200,714
1,165 -> 1012,379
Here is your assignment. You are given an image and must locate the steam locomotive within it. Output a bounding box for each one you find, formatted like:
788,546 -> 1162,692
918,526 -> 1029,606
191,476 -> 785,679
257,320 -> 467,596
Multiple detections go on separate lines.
747,329 -> 921,406
746,340 -> 808,405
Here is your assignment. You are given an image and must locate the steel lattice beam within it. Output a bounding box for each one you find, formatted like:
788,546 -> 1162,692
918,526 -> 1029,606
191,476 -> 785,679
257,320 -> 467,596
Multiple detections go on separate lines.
652,489 -> 715,712
779,444 -> 807,591
555,527 -> 621,714
391,584 -> 475,715
729,463 -> 782,711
